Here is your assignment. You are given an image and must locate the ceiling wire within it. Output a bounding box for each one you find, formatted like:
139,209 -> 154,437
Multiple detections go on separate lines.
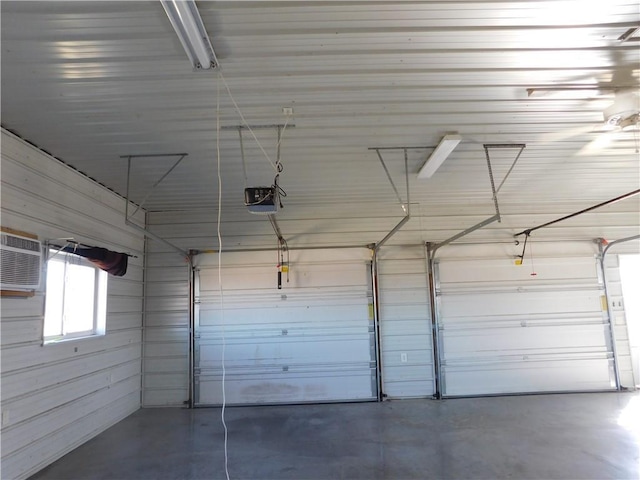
218,71 -> 280,173
216,71 -> 231,480
275,114 -> 291,157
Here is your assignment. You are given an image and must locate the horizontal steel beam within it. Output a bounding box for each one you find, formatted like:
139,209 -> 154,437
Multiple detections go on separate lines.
119,153 -> 187,158
368,146 -> 435,151
220,124 -> 295,131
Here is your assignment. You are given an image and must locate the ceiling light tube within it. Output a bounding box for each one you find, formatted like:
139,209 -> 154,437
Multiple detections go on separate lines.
161,0 -> 218,70
417,134 -> 461,179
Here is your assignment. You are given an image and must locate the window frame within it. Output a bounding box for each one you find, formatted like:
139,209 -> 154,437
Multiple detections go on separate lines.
43,247 -> 107,344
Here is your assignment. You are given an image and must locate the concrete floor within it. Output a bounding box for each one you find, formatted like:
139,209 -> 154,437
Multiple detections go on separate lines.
31,392 -> 639,480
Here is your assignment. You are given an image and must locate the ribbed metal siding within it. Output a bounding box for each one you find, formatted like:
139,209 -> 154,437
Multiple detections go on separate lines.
0,130 -> 145,480
143,248 -> 190,407
377,246 -> 435,398
194,248 -> 377,405
1,1 -> 639,219
435,242 -> 619,396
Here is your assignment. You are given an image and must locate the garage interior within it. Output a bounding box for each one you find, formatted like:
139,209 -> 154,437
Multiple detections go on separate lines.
1,1 -> 639,479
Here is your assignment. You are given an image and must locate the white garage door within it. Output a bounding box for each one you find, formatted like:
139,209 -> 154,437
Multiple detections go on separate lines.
377,246 -> 435,398
194,248 -> 377,405
436,246 -> 617,397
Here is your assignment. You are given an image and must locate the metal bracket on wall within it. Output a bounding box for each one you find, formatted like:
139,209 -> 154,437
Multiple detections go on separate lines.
121,153 -> 190,259
431,214 -> 501,253
122,153 -> 188,220
369,146 -> 425,252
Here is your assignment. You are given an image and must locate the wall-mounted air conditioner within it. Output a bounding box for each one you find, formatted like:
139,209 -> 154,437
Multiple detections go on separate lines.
0,231 -> 42,290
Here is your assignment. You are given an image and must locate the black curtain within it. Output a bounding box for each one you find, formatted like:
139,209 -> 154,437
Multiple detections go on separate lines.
59,245 -> 129,277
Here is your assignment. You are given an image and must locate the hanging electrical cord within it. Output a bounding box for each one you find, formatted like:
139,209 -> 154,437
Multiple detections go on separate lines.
277,237 -> 283,290
275,236 -> 290,289
234,104 -> 291,210
272,125 -> 287,208
216,72 -> 230,480
283,237 -> 290,284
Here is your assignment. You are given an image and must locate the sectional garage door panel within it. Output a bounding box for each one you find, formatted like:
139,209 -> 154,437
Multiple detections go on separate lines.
436,252 -> 616,397
194,249 -> 377,405
377,246 -> 435,398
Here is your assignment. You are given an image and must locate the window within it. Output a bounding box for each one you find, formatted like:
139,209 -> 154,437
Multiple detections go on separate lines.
43,249 -> 107,343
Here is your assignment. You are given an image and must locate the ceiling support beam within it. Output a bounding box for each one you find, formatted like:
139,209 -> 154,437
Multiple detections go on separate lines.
190,244 -> 369,255
220,124 -> 295,131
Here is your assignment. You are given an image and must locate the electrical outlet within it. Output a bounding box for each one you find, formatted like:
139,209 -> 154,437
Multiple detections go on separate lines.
282,107 -> 294,116
401,353 -> 408,363
2,410 -> 9,427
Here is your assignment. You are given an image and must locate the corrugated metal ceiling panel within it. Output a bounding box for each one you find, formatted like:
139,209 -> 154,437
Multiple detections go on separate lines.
1,1 -> 638,244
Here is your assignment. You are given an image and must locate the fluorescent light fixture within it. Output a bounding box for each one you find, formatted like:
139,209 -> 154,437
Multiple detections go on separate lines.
161,0 -> 218,70
417,134 -> 461,179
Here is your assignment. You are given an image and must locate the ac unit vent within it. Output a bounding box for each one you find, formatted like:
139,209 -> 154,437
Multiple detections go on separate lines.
2,235 -> 40,252
1,233 -> 42,290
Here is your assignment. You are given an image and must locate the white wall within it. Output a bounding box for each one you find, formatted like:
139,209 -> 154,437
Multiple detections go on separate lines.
145,206 -> 638,405
0,130 -> 146,480
143,246 -> 190,407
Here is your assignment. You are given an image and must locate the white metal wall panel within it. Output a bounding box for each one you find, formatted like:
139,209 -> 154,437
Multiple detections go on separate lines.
194,248 -> 376,405
142,249 -> 191,407
0,130 -> 145,480
377,246 -> 434,398
435,243 -> 617,396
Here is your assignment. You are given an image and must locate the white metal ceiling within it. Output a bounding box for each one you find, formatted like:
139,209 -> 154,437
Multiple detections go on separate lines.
1,1 -> 639,243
